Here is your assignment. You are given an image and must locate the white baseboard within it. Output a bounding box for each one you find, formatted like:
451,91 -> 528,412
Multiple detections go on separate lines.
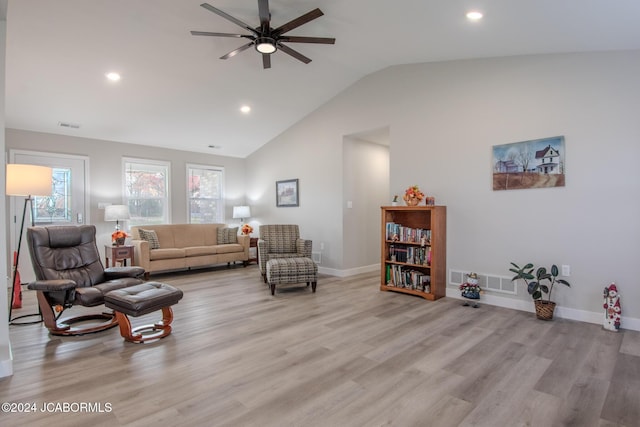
318,264 -> 378,278
446,288 -> 640,331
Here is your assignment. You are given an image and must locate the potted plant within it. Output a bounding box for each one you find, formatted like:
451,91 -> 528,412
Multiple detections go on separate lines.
509,262 -> 571,320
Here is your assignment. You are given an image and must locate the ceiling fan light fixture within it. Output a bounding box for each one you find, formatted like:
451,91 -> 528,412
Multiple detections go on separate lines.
255,37 -> 277,54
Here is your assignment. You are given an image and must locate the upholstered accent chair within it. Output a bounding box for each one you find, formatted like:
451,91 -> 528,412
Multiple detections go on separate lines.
258,225 -> 312,282
26,225 -> 145,336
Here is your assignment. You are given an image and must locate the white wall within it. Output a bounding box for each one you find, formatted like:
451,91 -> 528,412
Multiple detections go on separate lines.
245,71 -> 396,274
342,136 -> 389,271
246,50 -> 640,323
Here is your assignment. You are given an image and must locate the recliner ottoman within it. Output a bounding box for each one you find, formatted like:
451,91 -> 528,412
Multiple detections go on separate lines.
104,282 -> 183,343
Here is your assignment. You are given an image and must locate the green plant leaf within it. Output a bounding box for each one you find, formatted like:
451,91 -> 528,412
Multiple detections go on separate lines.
532,290 -> 543,300
539,284 -> 549,293
551,265 -> 559,276
538,272 -> 552,281
527,282 -> 538,295
557,279 -> 571,287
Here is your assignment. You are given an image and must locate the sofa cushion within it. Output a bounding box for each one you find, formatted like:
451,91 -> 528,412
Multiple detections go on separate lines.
184,246 -> 217,257
138,229 -> 161,249
214,243 -> 244,254
149,248 -> 185,260
217,227 -> 238,244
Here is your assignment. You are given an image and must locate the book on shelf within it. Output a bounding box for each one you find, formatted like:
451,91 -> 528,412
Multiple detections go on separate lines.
385,222 -> 431,244
386,264 -> 431,292
387,244 -> 430,266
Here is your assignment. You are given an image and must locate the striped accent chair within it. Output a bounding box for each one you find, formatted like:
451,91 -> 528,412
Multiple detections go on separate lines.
258,225 -> 312,282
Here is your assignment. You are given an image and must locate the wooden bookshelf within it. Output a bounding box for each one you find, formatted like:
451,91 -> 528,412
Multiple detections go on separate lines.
380,206 -> 447,300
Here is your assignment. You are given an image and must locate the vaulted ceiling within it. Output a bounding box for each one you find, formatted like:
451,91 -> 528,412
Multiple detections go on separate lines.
6,0 -> 640,157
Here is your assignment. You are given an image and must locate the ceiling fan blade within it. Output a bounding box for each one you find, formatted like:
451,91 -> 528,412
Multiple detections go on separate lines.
281,36 -> 335,44
220,42 -> 254,60
190,31 -> 247,38
258,0 -> 270,29
274,8 -> 323,35
277,43 -> 311,64
200,3 -> 258,35
262,53 -> 271,69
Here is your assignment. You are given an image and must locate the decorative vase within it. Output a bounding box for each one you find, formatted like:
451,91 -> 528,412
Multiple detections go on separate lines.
115,237 -> 126,246
404,198 -> 420,207
534,300 -> 556,320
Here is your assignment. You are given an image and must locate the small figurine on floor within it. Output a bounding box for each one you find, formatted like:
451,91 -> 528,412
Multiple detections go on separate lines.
603,283 -> 621,331
460,272 -> 481,308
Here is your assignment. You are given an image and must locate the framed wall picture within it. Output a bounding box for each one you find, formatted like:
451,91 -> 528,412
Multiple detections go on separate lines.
276,179 -> 299,207
492,135 -> 566,191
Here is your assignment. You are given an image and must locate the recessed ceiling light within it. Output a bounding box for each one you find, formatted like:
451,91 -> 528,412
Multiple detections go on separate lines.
466,11 -> 483,21
106,72 -> 121,81
240,105 -> 251,114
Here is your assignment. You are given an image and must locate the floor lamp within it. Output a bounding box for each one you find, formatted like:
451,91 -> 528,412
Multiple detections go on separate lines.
6,164 -> 53,324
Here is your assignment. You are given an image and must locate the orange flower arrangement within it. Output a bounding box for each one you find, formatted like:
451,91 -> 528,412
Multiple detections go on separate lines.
241,224 -> 253,235
112,230 -> 128,243
403,185 -> 425,206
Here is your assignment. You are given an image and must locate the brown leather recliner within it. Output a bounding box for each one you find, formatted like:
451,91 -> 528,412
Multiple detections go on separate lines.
27,225 -> 145,336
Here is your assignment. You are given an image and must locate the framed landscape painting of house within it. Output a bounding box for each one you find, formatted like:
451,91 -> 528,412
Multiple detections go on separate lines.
276,179 -> 299,207
492,136 -> 566,191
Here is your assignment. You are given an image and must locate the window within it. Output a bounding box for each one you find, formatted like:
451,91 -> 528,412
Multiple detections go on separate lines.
123,158 -> 170,226
34,167 -> 72,224
187,164 -> 224,224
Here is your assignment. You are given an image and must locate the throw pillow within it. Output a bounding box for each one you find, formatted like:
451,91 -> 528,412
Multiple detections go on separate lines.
217,227 -> 238,244
138,229 -> 160,249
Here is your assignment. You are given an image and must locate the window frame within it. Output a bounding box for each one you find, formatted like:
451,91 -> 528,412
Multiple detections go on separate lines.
186,163 -> 225,224
122,157 -> 171,227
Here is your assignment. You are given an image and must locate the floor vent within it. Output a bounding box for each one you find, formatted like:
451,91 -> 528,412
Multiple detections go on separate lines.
449,269 -> 516,295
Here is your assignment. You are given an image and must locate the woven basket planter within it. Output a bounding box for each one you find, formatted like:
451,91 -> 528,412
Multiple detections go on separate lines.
534,300 -> 556,320
404,197 -> 420,206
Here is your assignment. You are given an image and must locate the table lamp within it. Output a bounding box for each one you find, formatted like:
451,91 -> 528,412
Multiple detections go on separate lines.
232,205 -> 251,223
104,204 -> 131,232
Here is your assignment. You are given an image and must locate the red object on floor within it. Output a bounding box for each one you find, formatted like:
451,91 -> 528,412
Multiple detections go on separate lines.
12,250 -> 22,309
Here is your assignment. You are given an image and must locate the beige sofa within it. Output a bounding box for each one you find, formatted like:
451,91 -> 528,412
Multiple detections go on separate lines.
130,224 -> 249,278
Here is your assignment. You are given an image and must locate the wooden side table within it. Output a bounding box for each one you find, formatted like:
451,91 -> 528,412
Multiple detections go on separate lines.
248,237 -> 258,265
105,245 -> 134,268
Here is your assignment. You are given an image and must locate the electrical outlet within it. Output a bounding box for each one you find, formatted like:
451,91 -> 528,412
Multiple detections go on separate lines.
320,242 -> 325,251
561,265 -> 570,276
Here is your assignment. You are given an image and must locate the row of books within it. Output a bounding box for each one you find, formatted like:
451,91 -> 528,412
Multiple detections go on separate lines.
385,222 -> 431,244
389,245 -> 431,266
385,264 -> 431,292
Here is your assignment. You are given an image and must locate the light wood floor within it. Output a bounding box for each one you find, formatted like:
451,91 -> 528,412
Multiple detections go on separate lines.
2,265 -> 639,427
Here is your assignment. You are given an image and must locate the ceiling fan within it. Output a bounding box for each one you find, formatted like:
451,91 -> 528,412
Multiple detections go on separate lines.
191,1 -> 335,69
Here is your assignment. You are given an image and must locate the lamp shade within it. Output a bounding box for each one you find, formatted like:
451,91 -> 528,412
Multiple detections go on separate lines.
6,164 -> 53,196
232,205 -> 251,220
104,204 -> 131,221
